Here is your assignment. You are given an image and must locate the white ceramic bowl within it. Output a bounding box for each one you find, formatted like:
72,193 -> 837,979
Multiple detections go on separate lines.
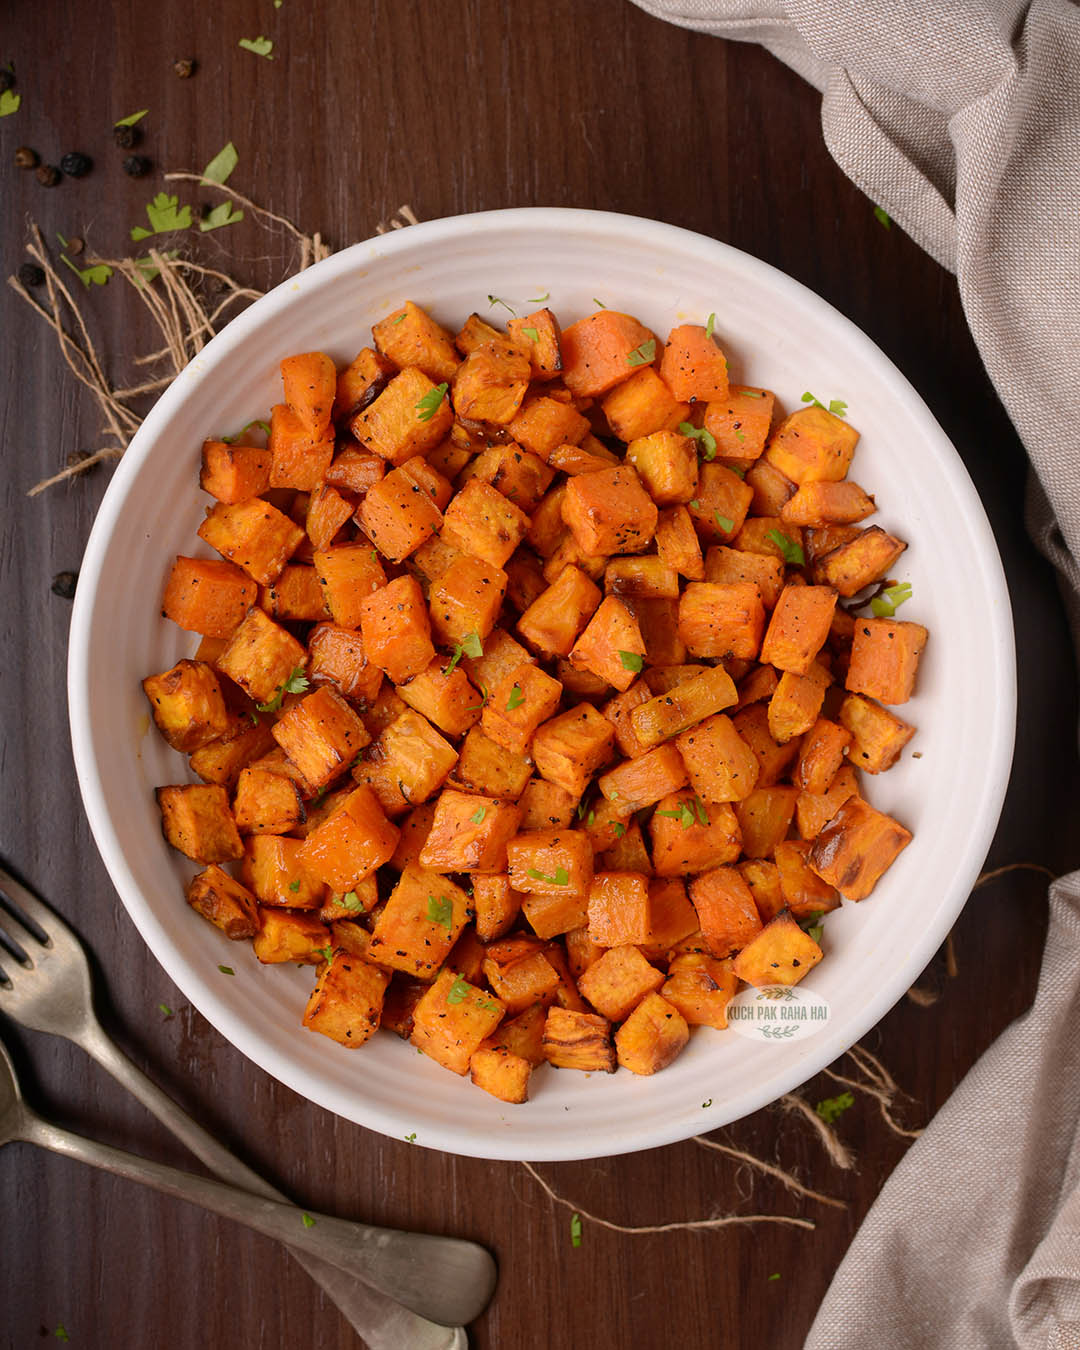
68,208 -> 1015,1161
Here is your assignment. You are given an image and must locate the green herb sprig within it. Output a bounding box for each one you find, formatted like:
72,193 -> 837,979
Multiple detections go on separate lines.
256,665 -> 309,712
765,529 -> 805,567
678,421 -> 717,461
416,382 -> 449,422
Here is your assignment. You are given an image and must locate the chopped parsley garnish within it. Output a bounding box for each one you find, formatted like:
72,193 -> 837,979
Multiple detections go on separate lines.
53,1328 -> 70,1344
592,297 -> 606,308
617,650 -> 644,673
218,964 -> 235,976
873,205 -> 892,230
506,683 -> 525,711
131,192 -> 193,241
201,140 -> 239,186
0,90 -> 22,117
404,1132 -> 417,1142
871,582 -> 913,618
702,1098 -> 713,1108
340,891 -> 364,911
238,36 -> 275,58
767,1272 -> 781,1282
427,894 -> 453,929
801,391 -> 848,418
678,421 -> 717,460
729,463 -> 746,479
713,511 -> 735,534
528,292 -> 550,303
798,909 -> 825,943
626,338 -> 656,367
521,326 -> 539,342
739,388 -> 765,398
301,1212 -> 316,1228
256,665 -> 309,712
570,1213 -> 583,1248
443,630 -> 483,675
766,528 -> 805,567
477,997 -> 501,1014
689,499 -> 701,510
469,805 -> 487,825
287,879 -> 301,893
115,108 -> 149,127
586,810 -> 595,827
158,1003 -> 173,1018
487,294 -> 515,314
657,798 -> 705,830
201,201 -> 245,233
734,431 -> 746,442
612,822 -> 625,838
315,946 -> 334,963
815,1091 -> 855,1124
527,866 -> 569,886
416,382 -> 449,422
221,418 -> 271,444
60,256 -> 113,289
446,975 -> 471,1004
465,682 -> 490,711
705,312 -> 716,339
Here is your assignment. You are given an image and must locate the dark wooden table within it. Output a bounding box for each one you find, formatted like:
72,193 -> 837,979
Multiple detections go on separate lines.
2,3 -> 1078,1347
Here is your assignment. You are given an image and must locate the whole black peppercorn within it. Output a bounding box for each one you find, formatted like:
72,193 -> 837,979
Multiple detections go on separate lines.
113,123 -> 140,149
174,57 -> 195,78
17,263 -> 45,288
122,155 -> 150,178
14,145 -> 38,169
51,571 -> 78,600
36,164 -> 61,187
60,151 -> 93,178
0,69 -> 13,94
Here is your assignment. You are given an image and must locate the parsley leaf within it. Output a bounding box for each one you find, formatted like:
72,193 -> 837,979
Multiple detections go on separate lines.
766,528 -> 805,567
488,294 -> 516,314
115,108 -> 149,127
315,946 -> 334,963
447,975 -> 471,1004
739,388 -> 765,398
526,866 -> 569,886
528,291 -> 550,303
871,582 -> 913,618
798,909 -> 826,943
705,312 -> 716,339
416,382 -> 448,422
53,1327 -> 70,1343
426,894 -> 453,929
767,1272 -> 781,1283
238,36 -> 275,58
612,822 -> 625,838
689,498 -> 701,511
469,806 -> 487,825
256,665 -> 309,712
626,338 -> 656,367
592,297 -> 606,308
444,630 -> 482,675
404,1131 -> 417,1142
340,891 -> 364,911
801,390 -> 848,418
521,326 -> 539,342
506,683 -> 525,711
158,1003 -> 173,1018
570,1212 -> 583,1248
131,249 -> 180,285
200,201 -> 245,232
202,141 -> 239,185
729,463 -> 746,479
131,192 -> 193,241
693,797 -> 709,826
60,256 -> 113,289
218,964 -> 235,976
0,90 -> 21,117
287,879 -> 301,893
617,650 -> 644,673
301,1212 -> 316,1228
221,419 -> 271,444
679,421 -> 717,460
873,205 -> 892,230
815,1091 -> 855,1124
713,511 -> 735,534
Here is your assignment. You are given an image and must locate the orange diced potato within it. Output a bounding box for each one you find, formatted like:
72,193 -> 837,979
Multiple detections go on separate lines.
587,872 -> 651,947
281,351 -> 336,437
813,526 -> 907,598
397,659 -> 482,737
507,307 -> 563,382
471,873 -> 524,941
577,944 -> 664,1022
731,702 -> 802,785
846,618 -> 928,705
307,623 -> 383,706
731,910 -> 823,986
332,346 -> 397,422
562,465 -> 658,556
746,458 -> 797,517
764,405 -> 859,484
839,692 -> 916,773
734,664 -> 780,713
740,859 -> 785,922
774,839 -> 841,917
296,784 -> 400,890
767,664 -> 831,744
372,301 -> 460,382
781,480 -> 876,527
759,585 -> 837,675
615,992 -> 689,1074
601,367 -> 688,441
661,953 -> 738,1029
157,783 -> 243,863
532,703 -> 616,797
733,785 -> 800,858
808,795 -> 911,900
559,310 -> 656,399
267,403 -> 335,491
793,717 -> 852,795
604,556 -> 681,600
482,940 -> 561,1014
518,778 -> 578,831
253,909 -> 331,964
506,828 -> 594,898
597,742 -> 689,816
368,863 -> 472,979
143,659 -> 229,753
470,1046 -> 533,1103
675,714 -> 760,803
358,575 -> 435,684
189,718 -> 277,788
468,443 -> 555,512
602,680 -> 652,760
481,662 -> 563,755
419,789 -> 522,873
302,953 -> 390,1048
357,463 -> 443,562
649,795 -> 741,877
199,441 -> 272,504
442,478 -> 530,569
703,386 -> 775,461
660,323 -> 729,401
259,565 -> 331,623
428,555 -> 508,646
517,564 -> 602,657
375,709 -> 459,804
162,556 -> 258,638
795,763 -> 862,840
410,967 -> 505,1075
704,545 -> 785,609
508,395 -> 589,461
325,446 -> 386,495
271,686 -> 370,790
656,506 -> 705,581
520,889 -> 590,940
233,767 -> 306,835
452,340 -> 532,424
639,877 -> 699,954
688,866 -> 763,957
569,596 -> 645,692
541,1006 -> 616,1071
352,366 -> 453,465
449,726 -> 532,798
678,581 -> 765,660
241,834 -> 326,908
312,543 -> 387,628
630,666 -> 737,749
217,606 -> 307,706
686,463 -> 754,546
186,864 -> 260,939
197,497 -> 305,587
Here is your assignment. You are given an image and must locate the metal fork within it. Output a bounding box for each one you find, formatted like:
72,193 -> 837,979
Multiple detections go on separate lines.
0,863 -> 481,1349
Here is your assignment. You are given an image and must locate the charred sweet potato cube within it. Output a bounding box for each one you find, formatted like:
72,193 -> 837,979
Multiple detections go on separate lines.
296,784 -> 399,890
482,940 -> 561,1014
267,403 -> 335,491
449,727 -> 532,798
186,864 -> 260,939
731,703 -> 802,785
630,666 -> 738,750
559,310 -> 656,399
604,557 -> 681,600
312,543 -> 387,629
352,366 -> 453,465
189,718 -> 277,787
562,466 -> 658,557
601,367 -> 688,442
380,975 -> 427,1038
271,686 -> 370,791
733,785 -> 800,859
162,556 -> 258,638
507,829 -> 594,899
333,347 -> 397,422
586,872 -> 651,947
259,565 -> 331,623
143,659 -> 229,753
428,555 -> 508,647
568,596 -> 645,692
764,405 -> 859,484
602,681 -> 652,760
532,703 -> 616,798
376,710 -> 458,804
520,889 -> 589,940
548,439 -> 621,477
396,659 -> 481,737
805,524 -> 861,567
508,395 -> 589,461
662,953 -> 738,1029
656,506 -> 705,581
441,478 -> 530,569
678,581 -> 765,660
597,742 -> 689,816
746,459 -> 798,516
686,462 -> 754,546
305,484 -> 356,552
452,339 -> 532,425
740,859 -> 785,922
410,967 -> 506,1075
372,301 -> 460,383
157,784 -> 243,863
768,664 -> 831,744
813,526 -> 907,597
471,873 -> 523,942
638,877 -> 699,953
481,662 -> 563,755
808,795 -> 912,900
793,717 -> 852,795
659,323 -> 729,403
358,575 -> 434,684
197,497 -> 304,586
839,692 -> 916,773
454,311 -> 506,356
470,1046 -> 533,1103
780,480 -> 876,528
703,386 -> 775,461
518,778 -> 578,832
759,585 -> 837,675
704,545 -> 785,609
688,866 -> 763,957
541,1005 -> 616,1071
419,789 -> 521,873
232,767 -> 306,835
357,464 -> 443,562
350,750 -> 409,819
199,441 -> 272,504
846,618 -> 927,705
796,763 -> 862,840
675,714 -> 760,804
368,864 -> 472,980
253,909 -> 331,964
507,307 -> 563,381
302,953 -> 390,1048
577,945 -> 663,1022
732,909 -> 824,986
325,446 -> 386,495
516,564 -> 602,657
649,795 -> 741,877
242,835 -> 326,908
468,444 -> 554,513
307,623 -> 383,706
774,838 -> 841,917
615,992 -> 689,1075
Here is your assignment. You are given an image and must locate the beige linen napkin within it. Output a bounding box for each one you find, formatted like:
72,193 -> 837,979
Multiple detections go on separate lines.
627,2 -> 1080,1347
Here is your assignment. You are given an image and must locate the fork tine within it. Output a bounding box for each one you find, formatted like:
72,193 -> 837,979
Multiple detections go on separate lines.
0,864 -> 58,946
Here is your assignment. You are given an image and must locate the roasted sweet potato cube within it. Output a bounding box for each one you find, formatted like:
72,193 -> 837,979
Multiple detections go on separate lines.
517,564 -> 602,657
307,623 -> 383,706
732,909 -> 824,986
541,1006 -> 616,1071
518,778 -> 578,831
449,727 -> 532,798
468,444 -> 554,512
333,346 -> 396,422
765,405 -> 859,484
372,301 -> 459,382
746,458 -> 797,517
380,975 -> 427,1038
586,872 -> 650,947
604,556 -> 681,600
734,664 -> 780,712
813,526 -> 907,598
368,864 -> 472,979
271,686 -> 370,790
839,693 -> 916,773
266,403 -> 335,491
481,662 -> 563,755
809,795 -> 911,900
531,703 -> 616,798
483,1002 -> 548,1067
259,565 -> 330,623
242,834 -> 326,908
454,311 -> 506,356
396,659 -> 481,737
615,992 -> 689,1075
388,802 -> 438,870
419,789 -> 522,873
649,795 -> 742,877
199,441 -> 272,504
157,784 -> 243,863
662,953 -> 738,1029
216,607 -> 306,706
302,952 -> 389,1048
312,543 -> 386,628
568,596 -> 645,693
703,386 -> 775,461
548,440 -> 621,477
461,626 -> 535,693
508,395 -> 589,461
233,767 -> 306,835
630,666 -> 738,750
597,743 -> 689,816
686,463 -> 754,546
319,875 -> 379,921
162,556 -> 257,638
410,968 -> 506,1075
598,816 -> 652,875
564,927 -> 607,982
656,506 -> 705,581
197,498 -> 305,588
507,307 -> 563,382
357,464 -> 443,562
805,524 -> 861,567
143,659 -> 229,753
562,465 -> 658,557
731,703 -> 802,786
638,877 -> 699,954
358,575 -> 434,684
846,618 -> 927,705
657,323 -> 727,401
376,710 -> 458,804
253,909 -> 331,964
325,445 -> 386,495
470,1046 -> 532,1103
768,664 -> 831,744
602,681 -> 652,761
471,874 -> 523,942
428,555 -> 508,646
520,889 -> 590,940
675,714 -> 760,804
482,942 -> 561,1014
760,585 -> 837,675
601,367 -> 688,441
740,859 -> 785,922
189,718 -> 277,787
577,945 -> 663,1022
688,866 -> 763,957
452,340 -> 532,424
279,351 -> 336,438
704,545 -> 785,609
526,484 -> 569,557
506,828 -> 594,898
559,310 -> 655,399
734,786 -> 800,859
305,483 -> 356,552
296,784 -> 399,890
796,763 -> 861,840
186,864 -> 260,939
780,480 -> 875,528
774,838 -> 841,917
793,717 -> 852,795
678,581 -> 765,660
352,366 -> 453,465
441,478 -> 530,569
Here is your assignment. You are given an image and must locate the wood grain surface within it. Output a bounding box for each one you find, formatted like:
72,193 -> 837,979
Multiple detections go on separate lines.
2,2 -> 1078,1348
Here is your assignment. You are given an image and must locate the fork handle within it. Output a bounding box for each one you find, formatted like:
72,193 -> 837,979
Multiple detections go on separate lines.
79,1021 -> 469,1349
